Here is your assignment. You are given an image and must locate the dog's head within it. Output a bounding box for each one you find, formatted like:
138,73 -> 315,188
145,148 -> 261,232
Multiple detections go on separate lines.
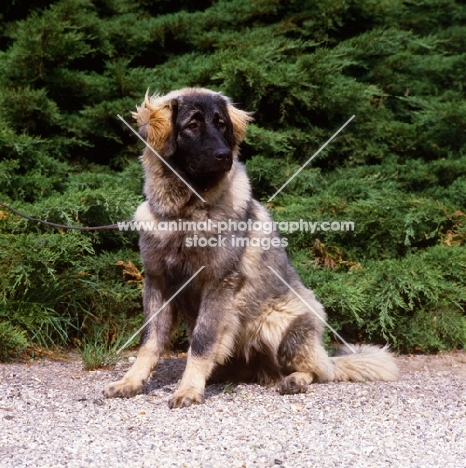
132,88 -> 253,184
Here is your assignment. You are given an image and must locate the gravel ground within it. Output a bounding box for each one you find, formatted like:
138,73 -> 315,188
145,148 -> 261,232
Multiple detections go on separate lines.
1,352 -> 465,468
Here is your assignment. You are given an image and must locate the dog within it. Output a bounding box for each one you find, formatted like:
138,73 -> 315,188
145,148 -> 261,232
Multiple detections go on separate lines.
104,88 -> 398,408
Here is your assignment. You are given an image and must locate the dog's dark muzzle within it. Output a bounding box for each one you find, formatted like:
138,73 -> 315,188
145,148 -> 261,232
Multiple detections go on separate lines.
213,148 -> 233,170
188,149 -> 232,176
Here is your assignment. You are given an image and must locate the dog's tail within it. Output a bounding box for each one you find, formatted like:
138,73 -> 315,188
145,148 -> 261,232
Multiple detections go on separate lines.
328,344 -> 399,382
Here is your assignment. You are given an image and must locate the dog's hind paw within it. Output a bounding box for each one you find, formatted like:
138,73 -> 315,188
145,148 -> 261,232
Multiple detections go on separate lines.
278,372 -> 313,395
103,379 -> 144,398
168,388 -> 205,409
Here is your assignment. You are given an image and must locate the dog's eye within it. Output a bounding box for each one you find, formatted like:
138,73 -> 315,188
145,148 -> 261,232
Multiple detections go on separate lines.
218,120 -> 226,129
188,121 -> 198,130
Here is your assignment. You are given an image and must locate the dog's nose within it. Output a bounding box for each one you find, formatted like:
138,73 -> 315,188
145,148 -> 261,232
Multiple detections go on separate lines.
214,149 -> 232,161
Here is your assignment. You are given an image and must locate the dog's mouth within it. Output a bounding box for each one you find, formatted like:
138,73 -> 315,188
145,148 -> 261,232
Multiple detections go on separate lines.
186,160 -> 232,177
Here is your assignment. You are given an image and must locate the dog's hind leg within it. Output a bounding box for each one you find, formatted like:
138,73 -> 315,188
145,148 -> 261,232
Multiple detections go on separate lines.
277,341 -> 333,395
103,276 -> 174,398
275,299 -> 335,395
277,332 -> 334,394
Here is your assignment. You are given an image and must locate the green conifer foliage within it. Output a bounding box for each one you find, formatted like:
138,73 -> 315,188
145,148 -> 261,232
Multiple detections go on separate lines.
0,0 -> 465,357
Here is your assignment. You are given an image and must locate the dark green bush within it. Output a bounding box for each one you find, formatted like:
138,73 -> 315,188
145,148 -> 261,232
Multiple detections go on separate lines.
0,0 -> 465,357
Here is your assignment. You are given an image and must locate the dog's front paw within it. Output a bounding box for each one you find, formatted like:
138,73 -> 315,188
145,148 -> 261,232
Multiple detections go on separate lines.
168,388 -> 205,409
278,372 -> 313,395
103,379 -> 144,398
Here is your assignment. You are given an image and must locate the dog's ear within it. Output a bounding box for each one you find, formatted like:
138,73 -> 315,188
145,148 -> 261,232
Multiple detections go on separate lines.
132,92 -> 178,157
226,102 -> 254,149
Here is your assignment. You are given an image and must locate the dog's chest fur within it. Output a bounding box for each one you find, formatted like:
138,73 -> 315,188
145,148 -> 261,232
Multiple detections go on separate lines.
137,202 -> 242,270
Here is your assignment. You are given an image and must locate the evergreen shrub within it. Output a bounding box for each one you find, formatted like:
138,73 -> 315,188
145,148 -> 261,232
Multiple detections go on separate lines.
0,0 -> 465,358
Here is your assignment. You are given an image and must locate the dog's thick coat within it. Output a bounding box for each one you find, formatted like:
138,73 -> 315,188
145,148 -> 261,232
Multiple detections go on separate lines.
104,88 -> 398,408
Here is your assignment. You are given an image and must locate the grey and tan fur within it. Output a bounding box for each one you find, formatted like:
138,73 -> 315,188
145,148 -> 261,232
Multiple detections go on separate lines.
104,88 -> 398,408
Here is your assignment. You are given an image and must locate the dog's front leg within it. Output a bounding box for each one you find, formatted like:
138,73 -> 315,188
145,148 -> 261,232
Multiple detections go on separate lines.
104,276 -> 173,398
168,292 -> 238,409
